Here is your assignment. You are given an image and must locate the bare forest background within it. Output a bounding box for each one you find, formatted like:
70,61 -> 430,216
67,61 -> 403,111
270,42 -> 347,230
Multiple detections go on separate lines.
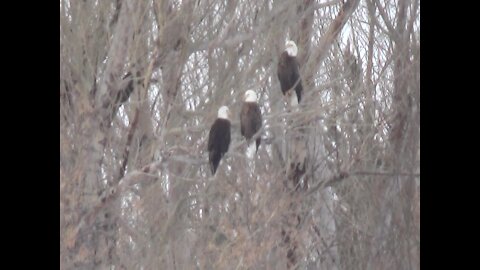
60,0 -> 420,269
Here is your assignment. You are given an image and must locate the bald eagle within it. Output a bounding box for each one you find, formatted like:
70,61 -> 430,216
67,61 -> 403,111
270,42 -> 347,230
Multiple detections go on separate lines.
208,106 -> 231,175
277,40 -> 303,103
240,90 -> 262,156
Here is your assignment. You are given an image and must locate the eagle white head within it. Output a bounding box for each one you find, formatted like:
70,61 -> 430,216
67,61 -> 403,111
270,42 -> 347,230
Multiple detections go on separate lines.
244,89 -> 258,103
217,105 -> 231,120
285,40 -> 298,57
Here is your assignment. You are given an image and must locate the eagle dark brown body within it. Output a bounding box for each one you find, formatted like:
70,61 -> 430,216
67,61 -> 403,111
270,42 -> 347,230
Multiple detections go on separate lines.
240,102 -> 262,152
277,51 -> 303,103
208,108 -> 231,175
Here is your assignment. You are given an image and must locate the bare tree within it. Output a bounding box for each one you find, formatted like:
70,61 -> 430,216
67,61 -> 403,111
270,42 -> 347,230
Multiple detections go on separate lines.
60,0 -> 420,269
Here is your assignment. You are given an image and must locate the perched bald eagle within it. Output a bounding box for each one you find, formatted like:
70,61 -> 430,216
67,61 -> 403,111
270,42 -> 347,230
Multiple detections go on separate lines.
240,90 -> 262,156
277,40 -> 303,103
208,106 -> 231,175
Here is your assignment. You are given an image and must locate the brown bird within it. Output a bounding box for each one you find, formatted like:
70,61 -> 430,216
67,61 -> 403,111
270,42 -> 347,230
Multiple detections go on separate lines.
240,89 -> 262,156
208,106 -> 231,175
277,40 -> 303,104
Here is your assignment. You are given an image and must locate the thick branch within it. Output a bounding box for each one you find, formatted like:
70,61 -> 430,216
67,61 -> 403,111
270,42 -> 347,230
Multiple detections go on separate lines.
96,1 -> 135,116
304,0 -> 360,84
